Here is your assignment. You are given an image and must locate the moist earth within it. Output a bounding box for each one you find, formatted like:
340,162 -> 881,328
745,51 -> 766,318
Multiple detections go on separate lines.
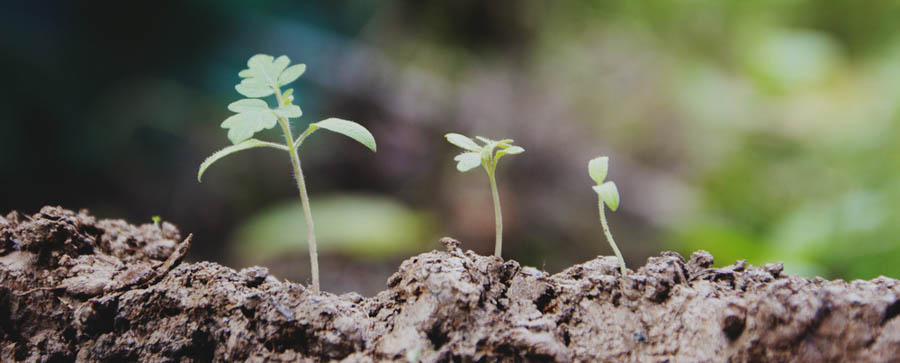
1,207 -> 899,362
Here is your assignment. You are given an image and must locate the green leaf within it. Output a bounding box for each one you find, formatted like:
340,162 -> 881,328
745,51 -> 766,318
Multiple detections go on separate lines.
281,88 -> 295,105
475,136 -> 495,144
445,133 -> 481,152
227,98 -> 269,113
279,64 -> 306,86
198,139 -> 289,182
454,152 -> 482,172
313,118 -> 377,152
235,54 -> 295,98
273,105 -> 302,119
221,99 -> 278,144
498,146 -> 524,155
593,181 -> 620,211
588,156 -> 609,184
235,79 -> 274,98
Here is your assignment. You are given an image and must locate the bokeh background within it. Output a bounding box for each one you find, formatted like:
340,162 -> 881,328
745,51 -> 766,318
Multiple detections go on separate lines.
3,1 -> 900,295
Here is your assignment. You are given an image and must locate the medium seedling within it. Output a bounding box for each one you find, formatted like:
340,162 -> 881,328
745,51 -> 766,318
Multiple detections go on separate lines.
445,133 -> 524,258
589,156 -> 625,274
198,54 -> 377,294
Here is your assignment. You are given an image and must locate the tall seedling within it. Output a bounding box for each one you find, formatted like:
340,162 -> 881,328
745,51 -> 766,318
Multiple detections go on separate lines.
198,54 -> 377,294
445,133 -> 523,258
589,156 -> 626,274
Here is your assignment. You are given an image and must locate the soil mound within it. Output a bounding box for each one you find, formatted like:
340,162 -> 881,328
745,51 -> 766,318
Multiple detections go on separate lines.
1,207 -> 899,361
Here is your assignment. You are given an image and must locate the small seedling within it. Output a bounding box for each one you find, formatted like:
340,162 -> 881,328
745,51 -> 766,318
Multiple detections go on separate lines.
198,54 -> 377,294
445,133 -> 524,258
589,156 -> 625,274
151,215 -> 162,228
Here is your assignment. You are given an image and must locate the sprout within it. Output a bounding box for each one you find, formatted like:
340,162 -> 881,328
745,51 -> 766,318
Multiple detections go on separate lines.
198,54 -> 377,294
589,156 -> 625,274
446,133 -> 524,258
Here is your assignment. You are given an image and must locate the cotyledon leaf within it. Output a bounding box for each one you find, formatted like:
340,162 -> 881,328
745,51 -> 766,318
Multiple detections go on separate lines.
588,156 -> 609,184
593,181 -> 620,211
445,133 -> 481,152
198,139 -> 289,182
312,118 -> 377,152
454,152 -> 482,172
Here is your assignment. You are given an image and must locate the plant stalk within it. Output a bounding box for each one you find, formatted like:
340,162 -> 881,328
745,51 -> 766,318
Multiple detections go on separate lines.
274,88 -> 320,294
278,117 -> 320,295
599,200 -> 626,275
488,171 -> 503,258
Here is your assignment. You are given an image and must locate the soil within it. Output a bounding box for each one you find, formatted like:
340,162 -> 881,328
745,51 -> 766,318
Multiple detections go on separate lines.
1,206 -> 899,362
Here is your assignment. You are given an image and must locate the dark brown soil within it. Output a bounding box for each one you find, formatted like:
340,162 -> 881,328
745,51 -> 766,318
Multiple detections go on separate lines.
1,207 -> 899,362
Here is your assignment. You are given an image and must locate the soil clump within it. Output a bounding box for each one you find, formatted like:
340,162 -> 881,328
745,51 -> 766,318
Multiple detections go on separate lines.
1,207 -> 899,361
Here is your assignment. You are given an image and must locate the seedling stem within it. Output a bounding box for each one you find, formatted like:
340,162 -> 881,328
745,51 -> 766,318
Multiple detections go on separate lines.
598,199 -> 625,274
488,171 -> 503,257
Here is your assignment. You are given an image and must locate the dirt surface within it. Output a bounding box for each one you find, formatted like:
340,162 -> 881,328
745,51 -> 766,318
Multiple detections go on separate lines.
1,207 -> 899,362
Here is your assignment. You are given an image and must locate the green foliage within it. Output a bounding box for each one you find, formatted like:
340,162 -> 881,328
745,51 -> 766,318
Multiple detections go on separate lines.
590,156 -> 626,274
446,134 -> 524,174
312,118 -> 377,152
198,139 -> 288,182
198,54 -> 377,294
445,133 -> 523,257
151,215 -> 161,227
589,157 -> 620,211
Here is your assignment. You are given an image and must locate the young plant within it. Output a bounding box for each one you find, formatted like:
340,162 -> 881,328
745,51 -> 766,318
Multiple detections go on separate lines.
589,156 -> 626,274
198,54 -> 377,295
445,133 -> 524,258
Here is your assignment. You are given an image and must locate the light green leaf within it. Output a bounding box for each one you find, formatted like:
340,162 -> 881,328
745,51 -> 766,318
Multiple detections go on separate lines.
475,136 -> 494,144
235,79 -> 274,98
198,139 -> 288,182
273,105 -> 302,119
227,99 -> 269,113
445,133 -> 481,152
221,99 -> 278,144
279,64 -> 306,86
454,152 -> 482,172
272,55 -> 290,76
235,54 -> 296,98
593,181 -> 620,211
588,156 -> 609,184
313,118 -> 377,152
498,146 -> 524,155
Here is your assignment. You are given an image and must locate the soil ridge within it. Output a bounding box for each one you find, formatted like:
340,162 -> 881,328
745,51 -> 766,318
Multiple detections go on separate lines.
1,207 -> 899,361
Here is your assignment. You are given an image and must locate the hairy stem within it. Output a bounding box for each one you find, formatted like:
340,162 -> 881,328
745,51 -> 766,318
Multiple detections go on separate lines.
488,171 -> 503,258
599,200 -> 626,275
275,89 -> 320,294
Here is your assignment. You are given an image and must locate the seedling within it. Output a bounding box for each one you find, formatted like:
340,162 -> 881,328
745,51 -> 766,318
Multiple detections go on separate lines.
589,156 -> 625,274
198,54 -> 377,294
151,215 -> 162,228
445,133 -> 524,258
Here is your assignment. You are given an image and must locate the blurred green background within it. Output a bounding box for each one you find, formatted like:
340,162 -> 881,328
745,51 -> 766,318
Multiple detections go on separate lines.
2,1 -> 899,294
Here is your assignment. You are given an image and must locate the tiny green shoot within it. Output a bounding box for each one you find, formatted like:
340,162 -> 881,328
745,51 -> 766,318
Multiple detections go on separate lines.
445,133 -> 524,258
198,54 -> 377,295
589,156 -> 625,274
151,215 -> 162,228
